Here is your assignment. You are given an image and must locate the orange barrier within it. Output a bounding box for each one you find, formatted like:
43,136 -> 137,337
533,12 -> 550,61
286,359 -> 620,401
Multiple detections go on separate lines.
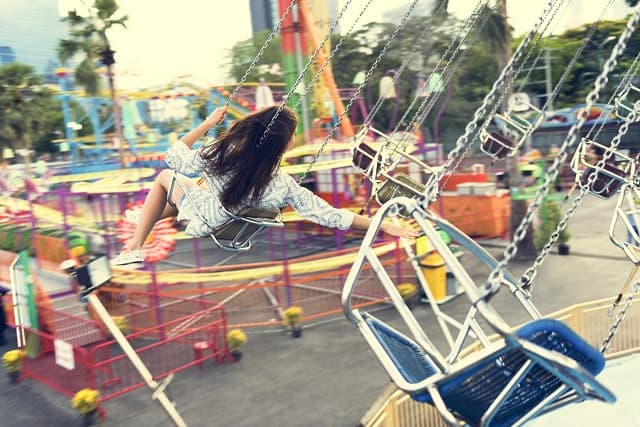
439,172 -> 488,191
431,193 -> 510,238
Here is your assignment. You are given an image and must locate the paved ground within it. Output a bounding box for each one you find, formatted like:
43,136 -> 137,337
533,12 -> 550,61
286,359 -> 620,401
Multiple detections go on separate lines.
0,194 -> 636,427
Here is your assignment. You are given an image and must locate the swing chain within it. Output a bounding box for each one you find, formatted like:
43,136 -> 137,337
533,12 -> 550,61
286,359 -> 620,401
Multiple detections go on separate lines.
367,0 -> 456,123
291,0 -> 377,115
224,0 -> 298,110
296,0 -> 422,184
257,0 -> 357,148
422,0 -> 560,204
600,281 -> 640,353
479,0 -> 564,133
391,0 -> 487,164
393,0 -> 489,149
521,107 -> 639,290
491,8 -> 640,294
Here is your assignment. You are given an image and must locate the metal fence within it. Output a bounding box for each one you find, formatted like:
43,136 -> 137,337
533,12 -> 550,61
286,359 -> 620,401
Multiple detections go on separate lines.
19,294 -> 228,410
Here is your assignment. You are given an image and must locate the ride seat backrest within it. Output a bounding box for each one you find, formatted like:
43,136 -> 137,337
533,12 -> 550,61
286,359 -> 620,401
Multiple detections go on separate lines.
363,313 -> 438,387
214,207 -> 282,242
353,142 -> 383,174
377,174 -> 426,205
481,132 -> 515,159
433,319 -> 606,427
580,163 -> 626,198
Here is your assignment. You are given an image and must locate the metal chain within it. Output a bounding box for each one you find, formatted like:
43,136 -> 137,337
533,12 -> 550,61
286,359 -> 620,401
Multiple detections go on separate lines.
600,281 -> 640,353
295,0 -> 423,184
366,0 -> 451,122
485,7 -> 640,296
513,0 -> 573,95
584,53 -> 640,142
292,0 -> 378,112
257,0 -> 356,148
520,102 -> 639,289
392,0 -> 488,143
420,0 -> 560,202
372,2 -> 488,179
223,0 -> 297,110
477,0 -> 565,134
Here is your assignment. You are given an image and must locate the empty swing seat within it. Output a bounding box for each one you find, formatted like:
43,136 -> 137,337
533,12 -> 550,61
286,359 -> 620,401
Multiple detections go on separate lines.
579,163 -> 626,199
211,206 -> 283,251
363,314 -> 438,386
481,131 -> 515,159
352,142 -> 383,174
343,197 -> 614,427
376,174 -> 426,204
363,314 -> 611,427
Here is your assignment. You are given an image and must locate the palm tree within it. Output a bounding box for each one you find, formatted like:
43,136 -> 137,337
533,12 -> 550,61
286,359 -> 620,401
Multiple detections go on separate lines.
58,0 -> 128,166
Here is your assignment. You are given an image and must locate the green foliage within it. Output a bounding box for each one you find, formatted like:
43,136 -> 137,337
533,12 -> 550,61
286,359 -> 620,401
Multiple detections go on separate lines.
227,30 -> 284,83
58,0 -> 128,95
534,200 -> 570,251
0,63 -> 64,157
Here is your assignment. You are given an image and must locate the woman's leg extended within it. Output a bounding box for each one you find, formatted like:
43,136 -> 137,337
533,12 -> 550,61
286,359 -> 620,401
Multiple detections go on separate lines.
127,170 -> 194,250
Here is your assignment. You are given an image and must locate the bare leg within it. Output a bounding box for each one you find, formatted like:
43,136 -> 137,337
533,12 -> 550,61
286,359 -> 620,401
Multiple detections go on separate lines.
125,169 -> 193,251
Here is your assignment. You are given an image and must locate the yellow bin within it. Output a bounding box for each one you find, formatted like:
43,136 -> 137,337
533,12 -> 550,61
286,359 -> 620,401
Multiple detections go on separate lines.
416,237 -> 447,301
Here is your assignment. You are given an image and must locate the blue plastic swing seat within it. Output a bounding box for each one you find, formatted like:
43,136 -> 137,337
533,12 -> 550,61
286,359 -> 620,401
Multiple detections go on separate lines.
364,316 -> 607,427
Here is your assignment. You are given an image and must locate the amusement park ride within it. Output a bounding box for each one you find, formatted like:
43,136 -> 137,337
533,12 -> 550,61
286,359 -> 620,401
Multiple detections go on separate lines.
3,0 -> 640,426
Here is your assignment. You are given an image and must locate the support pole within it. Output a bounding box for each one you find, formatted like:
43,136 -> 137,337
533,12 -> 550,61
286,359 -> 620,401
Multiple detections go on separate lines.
85,293 -> 188,427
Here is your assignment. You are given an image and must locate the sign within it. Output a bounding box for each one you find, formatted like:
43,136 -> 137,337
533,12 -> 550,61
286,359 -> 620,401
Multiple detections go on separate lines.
54,339 -> 75,370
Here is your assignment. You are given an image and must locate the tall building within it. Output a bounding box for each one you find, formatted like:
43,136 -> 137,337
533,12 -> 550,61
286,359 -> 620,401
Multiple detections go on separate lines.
249,0 -> 342,35
249,0 -> 276,34
0,0 -> 66,76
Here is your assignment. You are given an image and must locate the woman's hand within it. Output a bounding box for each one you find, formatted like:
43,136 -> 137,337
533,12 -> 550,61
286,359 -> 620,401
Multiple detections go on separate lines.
381,221 -> 419,238
204,107 -> 227,129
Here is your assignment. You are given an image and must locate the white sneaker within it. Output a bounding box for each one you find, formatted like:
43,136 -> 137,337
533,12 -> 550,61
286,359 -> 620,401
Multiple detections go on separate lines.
124,209 -> 141,225
111,249 -> 144,267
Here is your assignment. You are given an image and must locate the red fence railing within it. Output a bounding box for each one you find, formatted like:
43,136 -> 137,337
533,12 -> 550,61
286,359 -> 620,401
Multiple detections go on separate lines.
19,295 -> 229,412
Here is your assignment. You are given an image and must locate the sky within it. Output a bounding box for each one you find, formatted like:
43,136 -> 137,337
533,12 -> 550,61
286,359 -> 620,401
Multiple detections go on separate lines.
56,0 -> 633,91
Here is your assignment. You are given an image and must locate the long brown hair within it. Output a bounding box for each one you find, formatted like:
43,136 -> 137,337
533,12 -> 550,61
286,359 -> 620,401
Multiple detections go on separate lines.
200,105 -> 298,208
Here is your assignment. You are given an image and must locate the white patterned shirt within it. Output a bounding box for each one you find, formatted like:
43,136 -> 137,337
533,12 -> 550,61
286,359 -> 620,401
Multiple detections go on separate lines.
165,140 -> 355,236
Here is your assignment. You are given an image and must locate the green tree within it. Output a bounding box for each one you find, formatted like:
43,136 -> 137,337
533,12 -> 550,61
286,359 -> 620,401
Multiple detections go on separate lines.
58,0 -> 128,165
0,63 -> 62,165
227,30 -> 284,83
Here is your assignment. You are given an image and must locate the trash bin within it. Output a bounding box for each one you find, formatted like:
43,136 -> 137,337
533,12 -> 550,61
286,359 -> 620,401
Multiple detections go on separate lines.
418,249 -> 447,301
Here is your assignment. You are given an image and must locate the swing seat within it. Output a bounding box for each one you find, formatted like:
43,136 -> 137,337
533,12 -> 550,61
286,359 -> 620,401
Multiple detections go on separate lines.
352,142 -> 383,175
361,312 -> 612,427
376,174 -> 426,204
579,163 -> 626,199
376,174 -> 426,216
614,84 -> 640,122
210,207 -> 283,251
480,130 -> 515,159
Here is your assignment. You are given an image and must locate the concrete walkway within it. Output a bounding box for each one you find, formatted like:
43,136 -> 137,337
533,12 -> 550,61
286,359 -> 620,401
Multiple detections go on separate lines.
0,194 -> 636,427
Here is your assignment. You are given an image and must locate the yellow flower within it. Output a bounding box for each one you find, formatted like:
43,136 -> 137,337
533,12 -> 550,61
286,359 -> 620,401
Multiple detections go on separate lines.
396,283 -> 417,300
227,329 -> 247,351
71,388 -> 100,415
283,306 -> 303,326
2,349 -> 25,373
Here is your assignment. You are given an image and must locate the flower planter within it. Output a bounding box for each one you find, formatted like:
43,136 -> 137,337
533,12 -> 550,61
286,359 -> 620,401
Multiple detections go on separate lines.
230,351 -> 243,362
291,327 -> 302,338
7,370 -> 19,384
82,410 -> 98,426
558,243 -> 570,256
